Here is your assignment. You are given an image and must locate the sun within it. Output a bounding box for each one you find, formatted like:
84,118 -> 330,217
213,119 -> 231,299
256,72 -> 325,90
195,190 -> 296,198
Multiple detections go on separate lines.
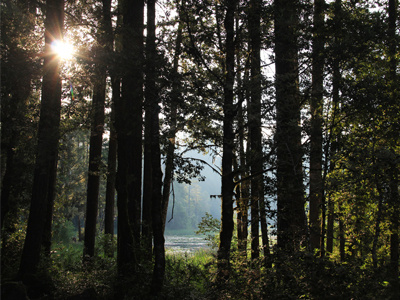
51,40 -> 75,60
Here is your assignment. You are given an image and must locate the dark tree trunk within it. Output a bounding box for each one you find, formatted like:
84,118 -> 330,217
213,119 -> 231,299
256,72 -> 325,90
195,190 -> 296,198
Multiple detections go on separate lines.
83,47 -> 106,260
372,171 -> 384,268
325,196 -> 334,254
145,0 -> 165,293
143,0 -> 158,258
104,82 -> 118,257
249,0 -> 270,265
1,146 -> 15,228
116,0 -> 144,275
236,102 -> 249,258
235,14 -> 248,258
324,0 -> 342,256
162,5 -> 183,233
338,202 -> 345,262
142,99 -> 153,258
217,0 -> 237,282
42,164 -> 58,256
103,0 -> 117,257
309,0 -> 325,254
274,0 -> 305,253
17,0 -> 64,278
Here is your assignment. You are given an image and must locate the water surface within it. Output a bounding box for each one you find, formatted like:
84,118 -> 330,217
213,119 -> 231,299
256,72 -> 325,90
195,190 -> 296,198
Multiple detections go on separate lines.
165,235 -> 209,254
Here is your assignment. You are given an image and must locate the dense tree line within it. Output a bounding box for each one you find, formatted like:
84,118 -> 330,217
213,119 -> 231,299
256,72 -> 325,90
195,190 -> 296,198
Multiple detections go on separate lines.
1,0 -> 399,298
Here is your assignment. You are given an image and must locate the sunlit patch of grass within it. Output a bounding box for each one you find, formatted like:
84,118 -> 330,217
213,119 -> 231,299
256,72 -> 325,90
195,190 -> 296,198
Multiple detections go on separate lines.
164,248 -> 216,298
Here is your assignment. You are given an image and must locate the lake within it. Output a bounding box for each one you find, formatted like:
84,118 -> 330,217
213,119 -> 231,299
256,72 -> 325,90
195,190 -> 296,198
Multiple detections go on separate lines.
164,235 -> 210,254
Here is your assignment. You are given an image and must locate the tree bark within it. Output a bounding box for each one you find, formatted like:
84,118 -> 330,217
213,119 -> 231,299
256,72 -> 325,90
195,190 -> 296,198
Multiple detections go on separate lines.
338,202 -> 345,262
145,0 -> 165,293
309,0 -> 325,254
142,93 -> 153,258
143,0 -> 157,258
83,46 -> 106,260
116,0 -> 144,275
103,0 -> 117,257
217,0 -> 237,282
235,14 -> 249,258
274,0 -> 305,253
248,0 -> 260,261
237,100 -> 249,258
162,3 -> 183,233
18,0 -> 64,278
324,0 -> 342,256
325,196 -> 334,254
104,83 -> 118,257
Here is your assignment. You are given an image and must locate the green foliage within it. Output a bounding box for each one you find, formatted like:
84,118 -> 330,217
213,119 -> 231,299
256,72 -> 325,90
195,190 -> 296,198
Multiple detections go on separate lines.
208,251 -> 394,300
98,233 -> 117,258
163,250 -> 216,299
196,212 -> 221,249
52,220 -> 76,245
49,242 -> 116,299
1,220 -> 27,279
166,178 -> 221,231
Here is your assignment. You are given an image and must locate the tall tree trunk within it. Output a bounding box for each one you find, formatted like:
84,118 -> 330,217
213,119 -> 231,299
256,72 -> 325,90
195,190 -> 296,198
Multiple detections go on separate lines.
143,0 -> 157,258
162,3 -> 183,233
42,160 -> 58,256
104,84 -> 118,257
145,0 -> 165,292
103,0 -> 117,257
142,96 -> 153,258
248,0 -> 260,261
249,0 -> 270,265
83,46 -> 106,260
237,100 -> 249,258
338,202 -> 345,262
18,0 -> 64,278
116,0 -> 144,275
217,0 -> 237,282
235,14 -> 248,258
325,196 -> 334,254
324,0 -> 342,256
372,150 -> 384,269
274,0 -> 305,253
1,146 -> 16,229
309,0 -> 325,254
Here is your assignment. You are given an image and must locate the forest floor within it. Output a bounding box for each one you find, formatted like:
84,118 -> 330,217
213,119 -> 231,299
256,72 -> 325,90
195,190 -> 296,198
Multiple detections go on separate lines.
1,229 -> 398,300
1,240 -> 397,300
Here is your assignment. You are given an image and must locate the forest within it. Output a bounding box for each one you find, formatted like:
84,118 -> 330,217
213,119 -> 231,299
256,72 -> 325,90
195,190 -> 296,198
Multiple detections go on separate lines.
1,0 -> 399,299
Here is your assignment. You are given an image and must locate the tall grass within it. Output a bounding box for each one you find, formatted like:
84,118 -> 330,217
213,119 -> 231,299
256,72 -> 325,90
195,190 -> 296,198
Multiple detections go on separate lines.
163,248 -> 216,298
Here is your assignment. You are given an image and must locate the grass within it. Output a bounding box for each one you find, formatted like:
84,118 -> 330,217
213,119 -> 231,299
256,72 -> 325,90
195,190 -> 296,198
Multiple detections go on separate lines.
3,232 -> 395,300
163,249 -> 216,298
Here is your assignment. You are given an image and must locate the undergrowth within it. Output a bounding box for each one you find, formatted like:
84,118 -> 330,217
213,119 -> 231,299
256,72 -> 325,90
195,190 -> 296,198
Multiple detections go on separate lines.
1,234 -> 396,299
